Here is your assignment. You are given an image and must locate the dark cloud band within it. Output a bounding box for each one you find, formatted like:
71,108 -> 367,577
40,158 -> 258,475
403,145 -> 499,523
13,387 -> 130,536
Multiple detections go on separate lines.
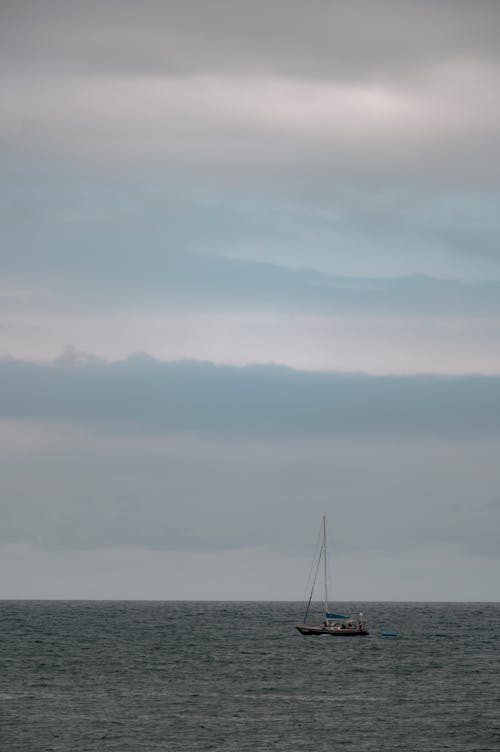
2,354 -> 499,437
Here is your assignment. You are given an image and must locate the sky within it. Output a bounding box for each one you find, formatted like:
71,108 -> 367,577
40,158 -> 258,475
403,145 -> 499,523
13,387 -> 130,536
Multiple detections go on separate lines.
1,0 -> 500,601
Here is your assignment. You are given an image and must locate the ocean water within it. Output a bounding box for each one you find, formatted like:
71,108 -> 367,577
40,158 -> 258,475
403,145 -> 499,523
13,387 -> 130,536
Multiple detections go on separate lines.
1,601 -> 499,751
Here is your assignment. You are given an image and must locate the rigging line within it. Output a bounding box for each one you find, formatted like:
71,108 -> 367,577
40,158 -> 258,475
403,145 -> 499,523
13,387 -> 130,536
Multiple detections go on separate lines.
303,539 -> 324,624
301,520 -> 323,604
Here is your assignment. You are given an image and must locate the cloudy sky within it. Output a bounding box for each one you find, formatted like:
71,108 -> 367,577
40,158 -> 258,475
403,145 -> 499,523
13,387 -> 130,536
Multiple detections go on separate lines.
1,0 -> 500,600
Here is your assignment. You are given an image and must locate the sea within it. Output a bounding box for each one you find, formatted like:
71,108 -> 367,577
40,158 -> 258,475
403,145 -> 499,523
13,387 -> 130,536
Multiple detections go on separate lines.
1,601 -> 499,752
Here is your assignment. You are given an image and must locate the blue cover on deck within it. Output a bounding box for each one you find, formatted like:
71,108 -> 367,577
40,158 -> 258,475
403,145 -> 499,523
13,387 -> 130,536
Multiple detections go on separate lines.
325,612 -> 350,619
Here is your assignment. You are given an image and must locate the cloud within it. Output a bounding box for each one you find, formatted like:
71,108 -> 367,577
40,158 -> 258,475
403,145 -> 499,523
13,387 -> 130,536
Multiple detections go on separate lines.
3,66 -> 500,185
3,312 -> 500,375
3,0 -> 500,80
2,1 -> 500,599
1,354 -> 500,437
3,232 -> 500,315
3,2 -> 500,187
1,418 -> 499,569
2,542 -> 500,599
484,499 -> 500,510
3,170 -> 500,295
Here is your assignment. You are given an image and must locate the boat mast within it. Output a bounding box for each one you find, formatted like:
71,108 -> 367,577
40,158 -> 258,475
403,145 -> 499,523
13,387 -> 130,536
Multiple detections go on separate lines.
323,515 -> 328,616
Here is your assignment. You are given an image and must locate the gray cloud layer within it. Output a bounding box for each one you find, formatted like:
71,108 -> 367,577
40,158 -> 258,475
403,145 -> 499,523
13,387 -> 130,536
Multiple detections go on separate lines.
2,354 -> 499,438
2,420 -> 499,561
2,3 -> 500,598
3,2 -> 500,186
3,1 -> 500,79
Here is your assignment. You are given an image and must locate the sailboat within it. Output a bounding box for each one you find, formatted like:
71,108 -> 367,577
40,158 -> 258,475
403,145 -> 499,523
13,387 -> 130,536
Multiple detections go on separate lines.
295,516 -> 369,636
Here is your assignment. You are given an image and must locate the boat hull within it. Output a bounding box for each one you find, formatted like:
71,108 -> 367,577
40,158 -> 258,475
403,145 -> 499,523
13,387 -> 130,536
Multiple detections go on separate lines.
296,625 -> 369,636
